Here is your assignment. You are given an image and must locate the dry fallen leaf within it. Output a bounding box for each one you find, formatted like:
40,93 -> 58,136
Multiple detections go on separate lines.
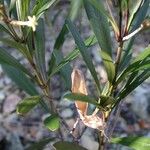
71,69 -> 105,131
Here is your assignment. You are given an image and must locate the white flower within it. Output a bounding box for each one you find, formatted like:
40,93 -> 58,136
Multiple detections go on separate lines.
26,16 -> 38,31
10,16 -> 38,31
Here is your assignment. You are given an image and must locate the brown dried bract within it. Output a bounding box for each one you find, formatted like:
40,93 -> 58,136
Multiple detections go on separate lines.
71,69 -> 105,131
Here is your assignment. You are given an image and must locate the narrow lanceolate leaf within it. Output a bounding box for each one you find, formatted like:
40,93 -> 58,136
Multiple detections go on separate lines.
83,0 -> 115,83
16,0 -> 22,20
0,47 -> 31,77
9,0 -> 17,15
48,1 -> 82,89
49,24 -> 72,89
0,24 -> 13,37
16,0 -> 30,20
50,35 -> 97,78
2,65 -> 38,96
26,138 -> 54,150
22,0 -> 30,20
32,0 -> 58,19
117,46 -> 150,84
64,93 -> 99,107
116,69 -> 150,103
84,0 -> 112,56
53,141 -> 87,150
69,0 -> 83,21
34,18 -> 47,80
87,0 -> 119,35
17,96 -> 41,115
100,51 -> 115,83
133,46 -> 150,63
44,114 -> 60,131
100,95 -> 115,108
120,0 -> 150,71
111,136 -> 150,150
127,0 -> 143,31
0,38 -> 30,58
66,19 -> 101,93
2,65 -> 49,112
50,49 -> 79,77
128,0 -> 150,31
49,34 -> 97,79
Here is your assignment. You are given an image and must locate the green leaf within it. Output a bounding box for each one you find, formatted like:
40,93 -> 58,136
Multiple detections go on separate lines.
50,49 -> 79,77
22,0 -> 30,20
48,1 -> 83,89
0,38 -> 31,58
3,64 -> 49,112
120,0 -> 150,71
9,0 -> 16,14
50,35 -> 97,77
26,138 -> 54,150
100,95 -> 115,107
127,0 -> 150,31
0,47 -> 31,77
117,69 -> 150,102
34,18 -> 46,80
66,19 -> 101,94
16,0 -> 30,20
52,49 -> 72,89
44,114 -> 60,131
17,96 -> 41,115
2,64 -> 49,112
84,0 -> 112,56
64,92 -> 99,107
84,0 -> 115,82
69,0 -> 83,21
53,141 -> 88,150
32,0 -> 58,19
0,24 -> 13,36
121,0 -> 128,11
133,46 -> 150,63
100,51 -> 115,83
49,24 -> 72,89
2,65 -> 38,96
16,0 -> 22,20
117,46 -> 150,84
87,0 -> 119,34
111,136 -> 150,150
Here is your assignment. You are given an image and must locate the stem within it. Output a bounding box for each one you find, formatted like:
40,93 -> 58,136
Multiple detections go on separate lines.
98,131 -> 105,150
118,1 -> 122,40
123,2 -> 129,36
123,25 -> 143,41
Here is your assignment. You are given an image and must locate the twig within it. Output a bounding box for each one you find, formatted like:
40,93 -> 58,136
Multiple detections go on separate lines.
123,25 -> 143,41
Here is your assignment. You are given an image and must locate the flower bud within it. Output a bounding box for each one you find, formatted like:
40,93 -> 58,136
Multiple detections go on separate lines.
142,19 -> 150,29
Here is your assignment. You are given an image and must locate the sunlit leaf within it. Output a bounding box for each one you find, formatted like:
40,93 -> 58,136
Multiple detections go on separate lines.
44,114 -> 60,131
32,0 -> 58,19
111,136 -> 150,150
17,96 -> 41,115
